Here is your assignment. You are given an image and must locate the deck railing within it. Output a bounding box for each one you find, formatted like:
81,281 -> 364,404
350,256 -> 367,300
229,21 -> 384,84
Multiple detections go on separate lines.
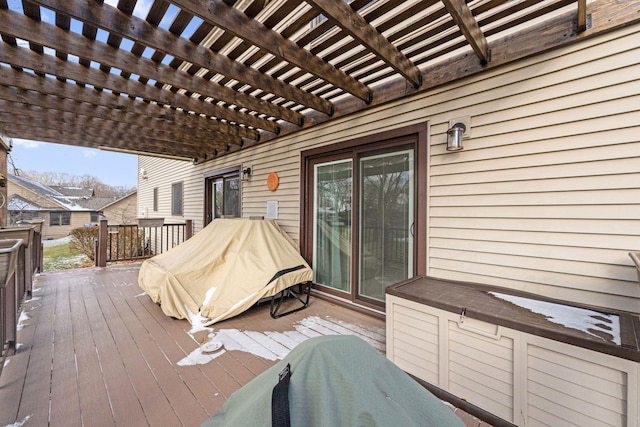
95,219 -> 192,267
0,222 -> 43,379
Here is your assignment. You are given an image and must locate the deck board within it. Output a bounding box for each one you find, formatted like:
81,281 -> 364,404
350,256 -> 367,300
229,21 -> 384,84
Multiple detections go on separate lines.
0,263 -> 489,426
70,282 -> 114,427
15,277 -> 56,426
50,278 -> 82,427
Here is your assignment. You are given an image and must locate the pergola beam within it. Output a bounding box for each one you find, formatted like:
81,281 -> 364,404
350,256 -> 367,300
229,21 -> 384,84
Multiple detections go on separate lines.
0,67 -> 259,141
306,0 -> 422,88
0,8 -> 303,126
168,0 -> 373,103
441,0 -> 491,64
0,42 -> 279,134
27,0 -> 335,116
3,122 -> 206,160
0,95 -> 236,151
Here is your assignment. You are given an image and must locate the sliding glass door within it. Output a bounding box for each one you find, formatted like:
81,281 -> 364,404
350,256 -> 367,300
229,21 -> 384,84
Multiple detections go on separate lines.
310,147 -> 415,304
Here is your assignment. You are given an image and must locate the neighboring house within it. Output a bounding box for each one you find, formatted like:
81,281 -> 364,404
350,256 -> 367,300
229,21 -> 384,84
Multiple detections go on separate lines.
6,174 -> 136,239
138,23 -> 639,317
98,191 -> 138,225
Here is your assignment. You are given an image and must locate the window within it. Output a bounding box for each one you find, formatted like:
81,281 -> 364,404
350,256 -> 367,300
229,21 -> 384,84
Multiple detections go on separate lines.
50,211 -> 71,226
302,124 -> 427,309
204,167 -> 241,225
153,187 -> 159,212
90,212 -> 99,222
10,211 -> 36,225
171,182 -> 183,216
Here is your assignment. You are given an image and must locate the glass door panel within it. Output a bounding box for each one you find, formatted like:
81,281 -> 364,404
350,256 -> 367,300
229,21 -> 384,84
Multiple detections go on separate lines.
213,179 -> 223,219
213,176 -> 240,219
313,159 -> 352,292
223,176 -> 240,217
358,150 -> 414,301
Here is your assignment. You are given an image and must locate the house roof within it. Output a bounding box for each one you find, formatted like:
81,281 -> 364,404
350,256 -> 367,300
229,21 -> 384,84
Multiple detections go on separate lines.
0,0 -> 637,162
98,190 -> 137,211
74,196 -> 120,211
8,173 -> 99,212
50,186 -> 95,198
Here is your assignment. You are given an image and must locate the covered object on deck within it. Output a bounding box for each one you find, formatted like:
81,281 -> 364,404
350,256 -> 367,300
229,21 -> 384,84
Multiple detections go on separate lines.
203,335 -> 465,427
138,218 -> 313,325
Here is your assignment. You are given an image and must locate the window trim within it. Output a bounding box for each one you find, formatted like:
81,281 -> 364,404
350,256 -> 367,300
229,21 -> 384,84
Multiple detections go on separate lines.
49,211 -> 71,227
171,181 -> 183,216
203,165 -> 242,225
153,187 -> 159,212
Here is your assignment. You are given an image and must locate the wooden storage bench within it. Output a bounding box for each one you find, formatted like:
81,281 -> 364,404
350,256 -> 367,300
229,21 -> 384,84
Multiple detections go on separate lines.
386,276 -> 639,427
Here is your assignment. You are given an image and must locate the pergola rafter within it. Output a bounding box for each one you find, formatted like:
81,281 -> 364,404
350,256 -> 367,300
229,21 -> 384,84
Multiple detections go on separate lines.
0,0 -> 633,161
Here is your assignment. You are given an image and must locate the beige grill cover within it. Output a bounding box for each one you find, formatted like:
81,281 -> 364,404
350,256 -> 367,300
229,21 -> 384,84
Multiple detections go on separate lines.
138,219 -> 313,325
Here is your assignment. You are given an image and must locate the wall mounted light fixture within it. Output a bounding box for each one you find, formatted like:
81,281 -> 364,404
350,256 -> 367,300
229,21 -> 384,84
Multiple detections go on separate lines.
241,166 -> 252,181
446,122 -> 466,151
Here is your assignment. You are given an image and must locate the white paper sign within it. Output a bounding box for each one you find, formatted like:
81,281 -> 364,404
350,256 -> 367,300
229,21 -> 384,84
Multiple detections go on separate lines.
266,200 -> 278,219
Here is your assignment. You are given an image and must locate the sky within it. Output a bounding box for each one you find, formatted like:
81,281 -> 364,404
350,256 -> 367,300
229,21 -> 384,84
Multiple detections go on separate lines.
10,139 -> 139,188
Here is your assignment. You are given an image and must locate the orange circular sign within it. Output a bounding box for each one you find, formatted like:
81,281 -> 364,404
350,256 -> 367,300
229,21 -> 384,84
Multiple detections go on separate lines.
267,172 -> 279,191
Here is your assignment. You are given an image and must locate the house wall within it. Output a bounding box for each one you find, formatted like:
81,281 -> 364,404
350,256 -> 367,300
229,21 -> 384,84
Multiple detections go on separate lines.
138,156 -> 192,224
138,25 -> 640,313
44,211 -> 93,240
102,193 -> 138,225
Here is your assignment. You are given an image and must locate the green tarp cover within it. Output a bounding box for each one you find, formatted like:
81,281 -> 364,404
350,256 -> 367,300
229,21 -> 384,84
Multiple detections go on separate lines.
203,335 -> 464,427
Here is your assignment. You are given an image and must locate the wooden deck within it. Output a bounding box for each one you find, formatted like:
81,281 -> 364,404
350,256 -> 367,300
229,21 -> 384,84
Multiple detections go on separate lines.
0,264 -> 489,427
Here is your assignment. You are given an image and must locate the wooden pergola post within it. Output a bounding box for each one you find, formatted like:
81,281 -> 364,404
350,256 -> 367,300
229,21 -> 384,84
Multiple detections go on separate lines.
0,128 -> 10,228
97,219 -> 108,267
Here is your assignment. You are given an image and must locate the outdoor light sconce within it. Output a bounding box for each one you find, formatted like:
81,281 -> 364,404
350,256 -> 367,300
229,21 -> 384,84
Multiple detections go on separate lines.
446,122 -> 467,151
241,166 -> 252,181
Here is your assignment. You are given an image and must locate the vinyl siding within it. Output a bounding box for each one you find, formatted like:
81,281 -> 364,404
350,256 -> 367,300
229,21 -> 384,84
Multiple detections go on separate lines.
427,25 -> 640,312
138,24 -> 640,313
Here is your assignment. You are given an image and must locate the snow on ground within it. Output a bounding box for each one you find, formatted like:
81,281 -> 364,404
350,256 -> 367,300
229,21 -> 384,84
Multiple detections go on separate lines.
42,236 -> 72,246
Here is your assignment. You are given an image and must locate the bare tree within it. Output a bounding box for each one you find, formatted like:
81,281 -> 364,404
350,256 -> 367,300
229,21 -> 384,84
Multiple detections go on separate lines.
7,153 -> 21,176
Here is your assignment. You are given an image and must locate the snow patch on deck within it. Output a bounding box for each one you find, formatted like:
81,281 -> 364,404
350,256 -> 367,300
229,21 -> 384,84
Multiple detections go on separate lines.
4,415 -> 31,427
16,311 -> 30,331
177,315 -> 385,366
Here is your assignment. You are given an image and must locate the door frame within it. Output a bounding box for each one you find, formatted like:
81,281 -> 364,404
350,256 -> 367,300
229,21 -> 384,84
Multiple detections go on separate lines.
203,165 -> 242,226
300,122 -> 429,310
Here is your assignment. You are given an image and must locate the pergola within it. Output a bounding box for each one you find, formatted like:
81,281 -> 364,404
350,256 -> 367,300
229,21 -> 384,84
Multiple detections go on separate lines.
0,0 -> 636,163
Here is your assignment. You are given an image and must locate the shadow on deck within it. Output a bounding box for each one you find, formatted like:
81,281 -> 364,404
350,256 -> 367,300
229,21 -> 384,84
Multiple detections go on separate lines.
0,264 -> 488,427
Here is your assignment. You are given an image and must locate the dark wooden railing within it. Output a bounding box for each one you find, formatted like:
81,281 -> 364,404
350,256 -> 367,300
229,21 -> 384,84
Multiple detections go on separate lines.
0,222 -> 43,380
95,219 -> 192,267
